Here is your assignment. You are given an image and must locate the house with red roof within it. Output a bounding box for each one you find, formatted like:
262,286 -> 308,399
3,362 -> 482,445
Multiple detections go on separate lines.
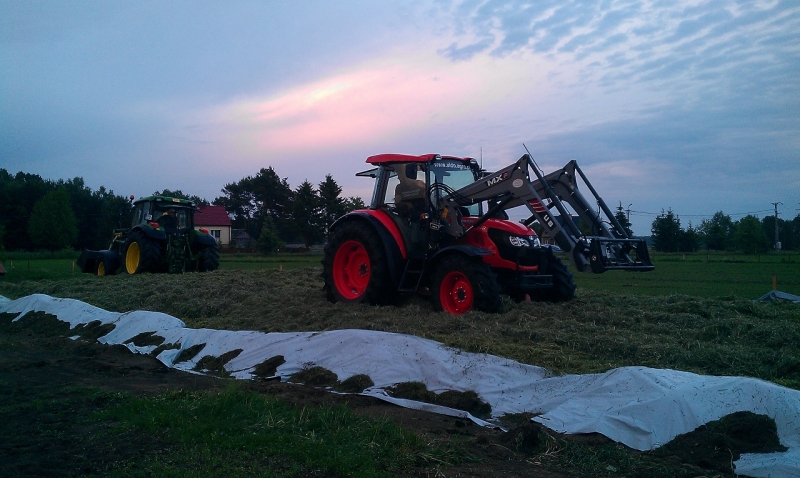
194,205 -> 232,247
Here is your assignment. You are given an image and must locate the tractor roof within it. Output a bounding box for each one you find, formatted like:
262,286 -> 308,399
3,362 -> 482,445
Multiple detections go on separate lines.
366,153 -> 472,165
134,196 -> 195,208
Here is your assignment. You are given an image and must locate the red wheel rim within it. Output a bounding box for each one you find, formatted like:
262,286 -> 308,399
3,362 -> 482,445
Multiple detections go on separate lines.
439,271 -> 473,314
332,240 -> 371,300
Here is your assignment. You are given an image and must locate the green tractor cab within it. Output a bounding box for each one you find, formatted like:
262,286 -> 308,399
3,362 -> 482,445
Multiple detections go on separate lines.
77,196 -> 220,275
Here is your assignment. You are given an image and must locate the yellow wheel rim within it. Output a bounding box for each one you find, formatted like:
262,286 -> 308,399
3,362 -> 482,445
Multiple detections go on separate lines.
126,242 -> 140,274
97,262 -> 106,276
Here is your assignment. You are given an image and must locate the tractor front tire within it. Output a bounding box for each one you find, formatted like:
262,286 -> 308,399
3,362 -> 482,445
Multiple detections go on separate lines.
322,221 -> 394,305
124,231 -> 162,274
432,255 -> 502,314
535,256 -> 576,302
196,246 -> 220,272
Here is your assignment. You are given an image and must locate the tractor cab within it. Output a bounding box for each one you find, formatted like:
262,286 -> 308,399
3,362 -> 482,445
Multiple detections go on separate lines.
131,196 -> 195,232
364,154 -> 483,256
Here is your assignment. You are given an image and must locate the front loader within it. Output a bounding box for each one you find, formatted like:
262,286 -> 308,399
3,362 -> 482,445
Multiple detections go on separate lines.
322,151 -> 653,314
77,196 -> 220,276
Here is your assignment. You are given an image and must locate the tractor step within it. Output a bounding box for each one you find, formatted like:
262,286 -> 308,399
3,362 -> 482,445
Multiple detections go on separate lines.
397,258 -> 426,293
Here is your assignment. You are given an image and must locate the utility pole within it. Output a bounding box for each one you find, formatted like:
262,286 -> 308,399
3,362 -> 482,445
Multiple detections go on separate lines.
772,202 -> 783,250
627,203 -> 632,222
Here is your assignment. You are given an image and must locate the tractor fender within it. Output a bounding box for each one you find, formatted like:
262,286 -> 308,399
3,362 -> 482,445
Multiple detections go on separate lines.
329,211 -> 405,288
192,232 -> 217,247
134,225 -> 167,241
427,245 -> 492,277
77,249 -> 122,274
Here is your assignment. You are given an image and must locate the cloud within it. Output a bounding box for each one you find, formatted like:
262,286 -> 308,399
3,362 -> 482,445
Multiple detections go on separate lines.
202,50 -> 554,164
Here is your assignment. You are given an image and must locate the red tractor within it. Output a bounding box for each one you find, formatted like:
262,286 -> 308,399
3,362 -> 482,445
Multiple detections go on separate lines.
322,152 -> 653,314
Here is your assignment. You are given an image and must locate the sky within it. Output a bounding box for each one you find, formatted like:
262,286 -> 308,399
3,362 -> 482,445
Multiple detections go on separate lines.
2,0 -> 799,235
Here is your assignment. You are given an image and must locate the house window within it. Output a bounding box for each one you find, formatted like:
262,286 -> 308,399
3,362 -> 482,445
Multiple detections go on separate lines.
211,230 -> 221,239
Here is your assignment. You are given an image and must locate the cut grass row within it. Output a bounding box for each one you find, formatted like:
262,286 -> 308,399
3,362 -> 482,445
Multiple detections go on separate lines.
2,250 -> 799,298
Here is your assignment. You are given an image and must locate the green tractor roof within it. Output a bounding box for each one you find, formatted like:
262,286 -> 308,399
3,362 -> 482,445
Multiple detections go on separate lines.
134,195 -> 196,208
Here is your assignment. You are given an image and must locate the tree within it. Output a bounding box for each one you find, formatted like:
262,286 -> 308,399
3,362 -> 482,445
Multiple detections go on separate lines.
700,212 -> 735,251
214,167 -> 294,241
790,214 -> 800,251
343,196 -> 366,212
318,174 -> 346,236
651,209 -> 682,252
152,189 -> 209,205
736,215 -> 769,254
614,202 -> 634,237
291,180 -> 323,247
27,188 -> 78,251
256,216 -> 284,254
679,222 -> 701,253
0,170 -> 50,251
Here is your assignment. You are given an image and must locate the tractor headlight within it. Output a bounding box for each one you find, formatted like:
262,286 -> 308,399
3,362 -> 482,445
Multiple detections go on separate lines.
508,236 -> 529,247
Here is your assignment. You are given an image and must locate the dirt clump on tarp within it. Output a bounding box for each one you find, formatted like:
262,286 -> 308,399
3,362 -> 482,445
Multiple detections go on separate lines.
288,366 -> 375,393
173,343 -> 205,363
251,354 -> 286,379
387,381 -> 493,419
649,410 -> 787,474
124,331 -> 166,347
194,348 -> 243,376
289,365 -> 339,387
72,320 -> 116,340
334,374 -> 374,393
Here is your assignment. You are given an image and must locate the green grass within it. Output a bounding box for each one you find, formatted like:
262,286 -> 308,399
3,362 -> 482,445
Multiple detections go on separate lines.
95,384 -> 453,477
0,381 -> 457,478
218,253 -> 322,271
574,251 -> 800,298
0,252 -> 321,282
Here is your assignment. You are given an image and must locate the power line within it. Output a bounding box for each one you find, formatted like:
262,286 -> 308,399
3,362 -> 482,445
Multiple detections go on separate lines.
629,208 -> 775,219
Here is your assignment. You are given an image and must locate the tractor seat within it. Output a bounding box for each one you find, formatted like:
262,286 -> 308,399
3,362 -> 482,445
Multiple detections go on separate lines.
157,214 -> 178,229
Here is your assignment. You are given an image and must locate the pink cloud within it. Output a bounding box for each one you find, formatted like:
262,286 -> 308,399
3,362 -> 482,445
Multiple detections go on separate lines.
218,61 -> 483,154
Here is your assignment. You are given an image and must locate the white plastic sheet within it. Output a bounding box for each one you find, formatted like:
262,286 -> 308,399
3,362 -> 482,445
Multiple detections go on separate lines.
2,294 -> 798,477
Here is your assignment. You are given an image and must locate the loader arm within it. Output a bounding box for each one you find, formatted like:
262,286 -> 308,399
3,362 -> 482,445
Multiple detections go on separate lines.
440,154 -> 654,274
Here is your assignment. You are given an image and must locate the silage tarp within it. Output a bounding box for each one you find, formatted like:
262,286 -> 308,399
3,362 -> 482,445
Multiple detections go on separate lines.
757,290 -> 800,303
1,293 -> 798,477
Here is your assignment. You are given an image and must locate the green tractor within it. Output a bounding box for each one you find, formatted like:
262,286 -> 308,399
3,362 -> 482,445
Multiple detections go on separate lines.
77,196 -> 220,275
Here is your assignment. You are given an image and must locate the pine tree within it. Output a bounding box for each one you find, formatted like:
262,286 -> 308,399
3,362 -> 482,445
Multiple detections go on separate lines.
28,188 -> 78,251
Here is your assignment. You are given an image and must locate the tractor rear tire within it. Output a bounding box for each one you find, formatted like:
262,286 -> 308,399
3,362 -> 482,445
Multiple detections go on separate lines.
322,221 -> 394,305
196,246 -> 220,272
535,256 -> 576,302
124,231 -> 162,274
96,259 -> 118,276
432,255 -> 502,314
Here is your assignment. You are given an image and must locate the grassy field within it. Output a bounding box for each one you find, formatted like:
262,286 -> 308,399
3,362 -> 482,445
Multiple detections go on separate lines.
2,250 -> 798,298
575,251 -> 800,298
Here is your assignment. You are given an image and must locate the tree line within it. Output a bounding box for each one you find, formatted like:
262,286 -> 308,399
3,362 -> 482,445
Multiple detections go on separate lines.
0,167 -> 362,253
213,167 -> 364,252
649,209 -> 800,253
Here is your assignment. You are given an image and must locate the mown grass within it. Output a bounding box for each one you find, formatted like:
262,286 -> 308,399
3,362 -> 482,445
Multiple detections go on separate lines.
2,266 -> 799,389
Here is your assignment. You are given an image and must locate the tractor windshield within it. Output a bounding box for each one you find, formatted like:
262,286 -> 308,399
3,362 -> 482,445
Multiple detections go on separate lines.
428,160 -> 480,216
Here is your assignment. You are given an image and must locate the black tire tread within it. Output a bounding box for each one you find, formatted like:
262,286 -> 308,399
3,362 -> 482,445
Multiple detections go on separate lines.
432,255 -> 503,313
537,256 -> 576,302
322,220 -> 395,305
197,246 -> 220,272
125,231 -> 162,274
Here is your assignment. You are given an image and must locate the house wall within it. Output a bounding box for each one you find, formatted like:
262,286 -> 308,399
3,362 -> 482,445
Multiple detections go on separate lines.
195,226 -> 231,246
